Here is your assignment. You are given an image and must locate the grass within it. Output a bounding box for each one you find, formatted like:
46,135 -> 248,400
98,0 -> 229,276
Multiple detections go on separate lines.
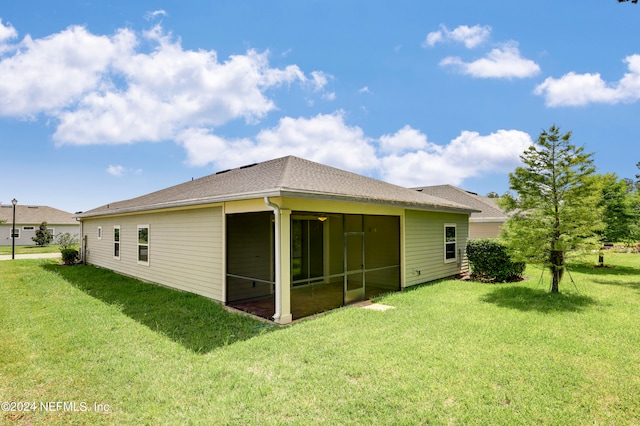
0,244 -> 61,255
1,253 -> 639,424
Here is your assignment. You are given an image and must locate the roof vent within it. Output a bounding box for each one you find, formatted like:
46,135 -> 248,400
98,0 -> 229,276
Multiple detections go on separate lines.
215,169 -> 231,175
28,206 -> 39,209
239,163 -> 258,169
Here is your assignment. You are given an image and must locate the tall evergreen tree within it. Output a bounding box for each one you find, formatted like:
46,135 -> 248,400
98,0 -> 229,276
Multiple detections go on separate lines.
500,125 -> 603,292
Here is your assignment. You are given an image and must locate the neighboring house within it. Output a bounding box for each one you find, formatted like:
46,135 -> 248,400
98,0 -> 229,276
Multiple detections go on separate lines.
0,204 -> 80,246
412,185 -> 508,239
77,156 -> 477,324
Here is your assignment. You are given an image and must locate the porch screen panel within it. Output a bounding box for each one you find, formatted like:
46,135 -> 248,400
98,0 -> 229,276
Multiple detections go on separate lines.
364,215 -> 400,294
226,212 -> 274,303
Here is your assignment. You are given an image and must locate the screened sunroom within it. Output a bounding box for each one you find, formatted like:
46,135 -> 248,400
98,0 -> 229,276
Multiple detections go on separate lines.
226,211 -> 400,320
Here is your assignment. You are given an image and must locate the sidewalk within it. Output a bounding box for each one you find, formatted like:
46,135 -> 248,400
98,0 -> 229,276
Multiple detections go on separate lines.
0,253 -> 62,261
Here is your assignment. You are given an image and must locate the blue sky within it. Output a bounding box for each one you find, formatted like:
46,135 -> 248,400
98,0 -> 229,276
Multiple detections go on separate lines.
1,1 -> 639,213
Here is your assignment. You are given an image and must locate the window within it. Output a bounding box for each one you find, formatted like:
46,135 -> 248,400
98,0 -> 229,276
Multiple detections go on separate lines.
10,228 -> 20,238
23,226 -> 35,231
97,226 -> 102,240
444,224 -> 456,262
47,228 -> 55,237
113,226 -> 120,259
137,225 -> 149,264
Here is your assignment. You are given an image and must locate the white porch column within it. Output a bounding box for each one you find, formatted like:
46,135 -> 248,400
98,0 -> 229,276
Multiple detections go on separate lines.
275,208 -> 292,324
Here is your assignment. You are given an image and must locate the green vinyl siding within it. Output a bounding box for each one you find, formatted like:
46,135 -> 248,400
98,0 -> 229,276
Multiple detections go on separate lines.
403,209 -> 469,288
82,206 -> 224,301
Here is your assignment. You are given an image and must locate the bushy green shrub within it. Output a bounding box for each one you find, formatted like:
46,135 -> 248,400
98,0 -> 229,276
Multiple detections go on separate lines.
32,222 -> 53,246
61,249 -> 79,266
466,239 -> 525,282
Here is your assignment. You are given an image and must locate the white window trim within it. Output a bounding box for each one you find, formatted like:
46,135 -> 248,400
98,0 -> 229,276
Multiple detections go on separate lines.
113,225 -> 121,260
10,228 -> 20,239
97,226 -> 102,240
444,223 -> 457,263
137,224 -> 149,265
47,227 -> 55,237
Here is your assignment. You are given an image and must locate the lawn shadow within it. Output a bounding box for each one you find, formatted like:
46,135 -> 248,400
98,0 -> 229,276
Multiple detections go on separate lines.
568,261 -> 640,277
566,261 -> 640,293
481,285 -> 598,313
43,264 -> 277,354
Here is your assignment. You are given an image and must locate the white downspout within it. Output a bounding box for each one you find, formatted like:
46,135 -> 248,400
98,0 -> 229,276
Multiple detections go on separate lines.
264,197 -> 281,321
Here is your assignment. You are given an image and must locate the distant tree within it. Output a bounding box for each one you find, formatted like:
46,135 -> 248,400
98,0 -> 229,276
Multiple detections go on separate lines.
500,125 -> 603,293
486,191 -> 500,198
597,174 -> 640,243
32,222 -> 53,246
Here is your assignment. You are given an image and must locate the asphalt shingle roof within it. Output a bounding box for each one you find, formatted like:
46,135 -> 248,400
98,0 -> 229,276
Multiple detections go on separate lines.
79,156 -> 477,217
412,185 -> 507,220
0,205 -> 77,225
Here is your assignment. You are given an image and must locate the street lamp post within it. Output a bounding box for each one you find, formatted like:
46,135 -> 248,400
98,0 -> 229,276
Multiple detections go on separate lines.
11,198 -> 17,260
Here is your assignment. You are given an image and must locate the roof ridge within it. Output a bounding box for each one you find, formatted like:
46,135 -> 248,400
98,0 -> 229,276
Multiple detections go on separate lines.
276,155 -> 296,188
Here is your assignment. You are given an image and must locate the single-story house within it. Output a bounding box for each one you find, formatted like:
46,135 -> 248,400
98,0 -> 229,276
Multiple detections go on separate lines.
77,156 -> 478,324
412,185 -> 508,239
0,204 -> 79,246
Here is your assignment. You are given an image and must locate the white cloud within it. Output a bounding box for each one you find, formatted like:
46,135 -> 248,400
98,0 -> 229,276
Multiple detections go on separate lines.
323,92 -> 336,101
440,42 -> 540,79
379,125 -> 428,154
358,86 -> 370,94
0,18 -> 17,43
106,164 -> 142,177
0,26 -> 136,117
0,22 -> 315,144
424,31 -> 443,48
106,165 -> 125,177
424,24 -> 491,49
379,129 -> 532,187
54,27 -> 306,144
309,71 -> 335,101
310,71 -> 328,91
176,128 -> 253,168
178,112 -> 377,173
144,10 -> 168,21
534,54 -> 640,106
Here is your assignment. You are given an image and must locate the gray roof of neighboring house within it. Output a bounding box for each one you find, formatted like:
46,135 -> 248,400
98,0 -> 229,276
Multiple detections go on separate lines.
79,156 -> 478,218
412,185 -> 507,221
0,204 -> 78,225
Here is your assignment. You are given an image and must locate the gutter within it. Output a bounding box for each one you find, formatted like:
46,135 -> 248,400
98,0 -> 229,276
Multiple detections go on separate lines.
264,197 -> 282,322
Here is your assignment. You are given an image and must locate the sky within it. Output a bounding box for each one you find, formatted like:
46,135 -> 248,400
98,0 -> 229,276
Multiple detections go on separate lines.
1,1 -> 639,213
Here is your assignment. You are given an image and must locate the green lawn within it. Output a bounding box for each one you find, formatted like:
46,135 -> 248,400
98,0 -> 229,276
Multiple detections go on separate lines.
0,244 -> 61,255
1,253 -> 639,424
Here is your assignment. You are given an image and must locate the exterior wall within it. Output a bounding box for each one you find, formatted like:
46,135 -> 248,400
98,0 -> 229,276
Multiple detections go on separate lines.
1,224 -> 80,246
82,206 -> 224,301
469,221 -> 503,239
404,209 -> 469,288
